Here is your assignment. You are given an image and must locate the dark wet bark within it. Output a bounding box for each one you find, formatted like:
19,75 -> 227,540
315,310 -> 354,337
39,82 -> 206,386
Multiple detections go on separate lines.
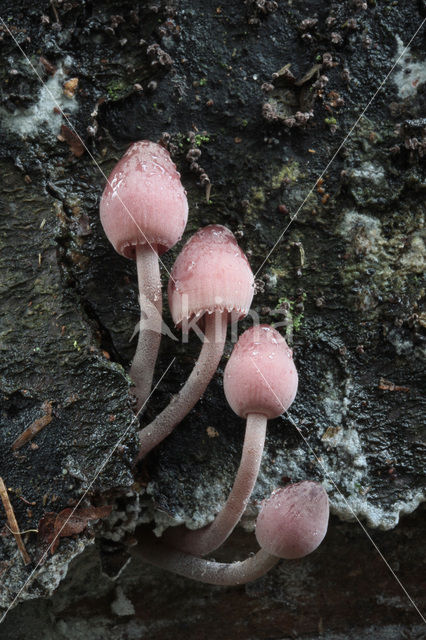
0,0 -> 425,636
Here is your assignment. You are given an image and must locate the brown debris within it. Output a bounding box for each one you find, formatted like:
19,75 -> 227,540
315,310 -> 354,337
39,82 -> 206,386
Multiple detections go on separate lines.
378,378 -> 410,393
0,477 -> 31,565
54,505 -> 112,538
58,125 -> 85,157
12,401 -> 53,451
18,494 -> 36,506
63,77 -> 79,98
146,43 -> 173,68
321,426 -> 340,440
39,56 -> 56,75
36,512 -> 56,560
37,505 -> 112,555
299,17 -> 318,30
271,63 -> 295,83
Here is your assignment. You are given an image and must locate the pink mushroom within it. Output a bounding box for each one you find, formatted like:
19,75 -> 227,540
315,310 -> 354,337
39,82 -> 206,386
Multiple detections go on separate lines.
136,225 -> 254,459
255,481 -> 329,559
133,481 -> 329,585
224,324 -> 298,420
165,324 -> 298,555
100,141 -> 188,410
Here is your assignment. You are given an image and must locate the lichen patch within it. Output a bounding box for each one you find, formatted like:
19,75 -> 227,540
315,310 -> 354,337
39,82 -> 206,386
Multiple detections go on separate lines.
393,35 -> 426,99
1,62 -> 79,137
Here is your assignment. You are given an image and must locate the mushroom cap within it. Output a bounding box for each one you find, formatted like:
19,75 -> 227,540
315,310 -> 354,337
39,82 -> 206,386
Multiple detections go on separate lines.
168,225 -> 254,328
100,141 -> 188,258
223,325 -> 298,419
255,481 -> 329,559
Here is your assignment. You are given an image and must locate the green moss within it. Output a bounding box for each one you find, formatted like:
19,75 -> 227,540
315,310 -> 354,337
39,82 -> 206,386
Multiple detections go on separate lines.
275,294 -> 306,338
106,79 -> 129,101
194,134 -> 210,146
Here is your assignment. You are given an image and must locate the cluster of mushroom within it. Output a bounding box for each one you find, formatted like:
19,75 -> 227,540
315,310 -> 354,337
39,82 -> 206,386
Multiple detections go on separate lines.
100,140 -> 329,585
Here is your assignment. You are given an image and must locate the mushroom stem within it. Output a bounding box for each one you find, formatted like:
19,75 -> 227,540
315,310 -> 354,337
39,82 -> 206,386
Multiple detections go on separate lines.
165,413 -> 267,555
132,532 -> 278,586
130,244 -> 162,411
136,312 -> 227,460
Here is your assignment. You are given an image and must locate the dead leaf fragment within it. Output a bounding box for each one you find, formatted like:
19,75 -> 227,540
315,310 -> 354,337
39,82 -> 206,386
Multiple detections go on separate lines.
321,426 -> 340,440
36,511 -> 57,559
58,125 -> 85,157
54,505 -> 112,539
38,505 -> 112,556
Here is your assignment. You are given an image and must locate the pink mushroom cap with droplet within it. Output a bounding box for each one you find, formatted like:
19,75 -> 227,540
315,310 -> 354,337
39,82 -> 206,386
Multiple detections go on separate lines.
168,225 -> 254,327
100,141 -> 188,258
224,325 -> 298,419
255,481 -> 329,559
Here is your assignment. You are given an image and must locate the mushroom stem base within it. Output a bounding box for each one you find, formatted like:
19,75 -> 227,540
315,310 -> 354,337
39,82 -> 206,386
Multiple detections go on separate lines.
165,413 -> 267,555
132,533 -> 278,586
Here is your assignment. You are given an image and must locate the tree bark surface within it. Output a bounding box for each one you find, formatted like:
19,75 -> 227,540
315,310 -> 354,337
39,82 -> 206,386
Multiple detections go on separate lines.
0,0 -> 425,637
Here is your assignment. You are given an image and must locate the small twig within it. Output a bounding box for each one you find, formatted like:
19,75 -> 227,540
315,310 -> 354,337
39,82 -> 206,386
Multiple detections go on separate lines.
12,401 -> 53,450
0,477 -> 31,565
50,0 -> 60,24
378,378 -> 410,393
17,495 -> 36,506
